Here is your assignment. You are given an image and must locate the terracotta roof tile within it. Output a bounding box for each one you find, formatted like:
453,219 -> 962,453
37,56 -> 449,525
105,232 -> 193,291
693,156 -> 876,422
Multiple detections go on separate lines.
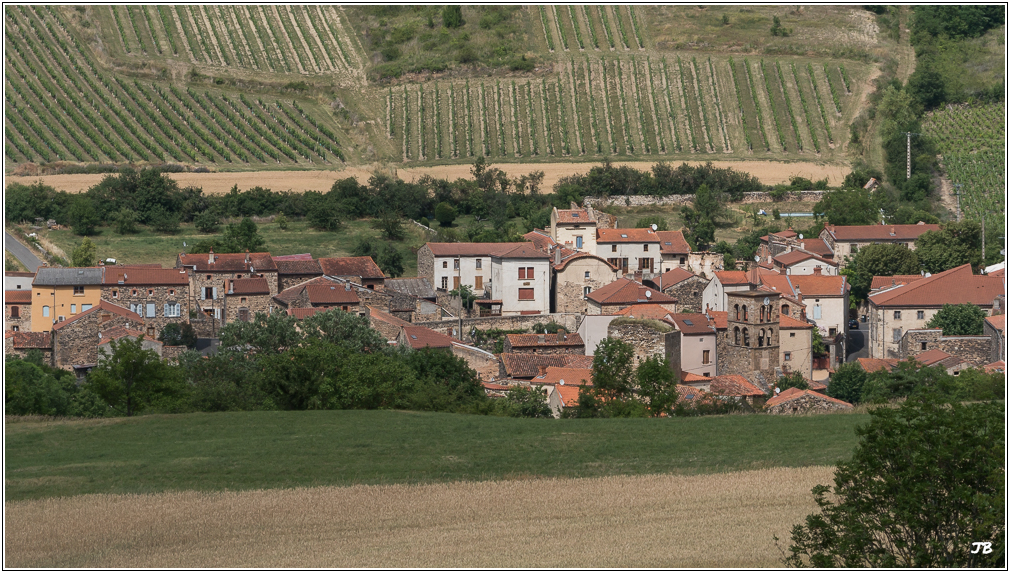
275,259 -> 323,275
506,332 -> 585,348
564,355 -> 595,369
798,238 -> 834,257
51,300 -> 143,331
766,387 -> 852,409
553,248 -> 618,272
614,304 -> 675,321
656,230 -> 691,254
682,372 -> 712,383
779,315 -> 813,329
318,257 -> 384,279
670,313 -> 717,335
709,374 -> 766,397
587,278 -> 676,305
597,228 -> 661,243
523,230 -> 557,251
5,290 -> 32,303
869,265 -> 1002,308
706,310 -> 728,330
787,275 -> 848,297
178,252 -> 277,272
714,271 -> 751,286
499,353 -> 594,378
773,250 -> 838,267
306,284 -> 360,305
675,384 -> 712,405
271,253 -> 314,261
494,243 -> 550,259
226,278 -> 271,295
857,357 -> 898,373
425,242 -> 530,257
983,360 -> 1005,373
103,268 -> 189,286
556,209 -> 594,224
656,267 -> 703,288
5,330 -> 51,348
288,308 -> 324,320
4,271 -> 35,278
826,223 -> 940,242
274,277 -> 344,305
985,314 -> 1005,333
869,275 -> 925,291
555,383 -> 583,407
807,379 -> 828,392
402,325 -> 454,349
531,366 -> 593,386
99,326 -> 161,345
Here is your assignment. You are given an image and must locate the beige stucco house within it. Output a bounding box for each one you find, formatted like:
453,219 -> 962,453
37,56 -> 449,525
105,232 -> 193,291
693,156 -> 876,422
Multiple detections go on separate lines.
779,314 -> 814,379
669,312 -> 718,378
595,228 -> 661,277
550,207 -> 597,253
819,222 -> 940,268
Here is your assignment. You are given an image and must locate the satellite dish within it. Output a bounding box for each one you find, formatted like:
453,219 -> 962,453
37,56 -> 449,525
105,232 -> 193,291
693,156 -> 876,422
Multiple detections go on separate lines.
559,379 -> 565,385
754,255 -> 760,262
651,224 -> 658,231
798,233 -> 803,240
645,290 -> 652,298
763,296 -> 770,306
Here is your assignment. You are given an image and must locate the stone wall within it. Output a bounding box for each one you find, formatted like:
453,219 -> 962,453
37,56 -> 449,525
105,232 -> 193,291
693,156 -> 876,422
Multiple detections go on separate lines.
417,245 -> 435,283
279,273 -> 322,291
584,191 -> 828,208
102,285 -> 189,335
722,292 -> 781,390
5,302 -> 31,332
451,344 -> 499,381
162,345 -> 188,363
3,338 -> 52,364
606,320 -> 681,373
53,312 -> 144,369
766,393 -> 852,415
224,292 -> 272,325
899,330 -> 992,367
983,320 -> 1004,363
661,275 -> 709,313
413,313 -> 583,343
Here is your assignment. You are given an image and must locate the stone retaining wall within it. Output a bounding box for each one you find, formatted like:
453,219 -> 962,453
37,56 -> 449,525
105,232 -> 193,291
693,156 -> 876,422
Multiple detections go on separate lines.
414,313 -> 583,344
584,190 -> 828,208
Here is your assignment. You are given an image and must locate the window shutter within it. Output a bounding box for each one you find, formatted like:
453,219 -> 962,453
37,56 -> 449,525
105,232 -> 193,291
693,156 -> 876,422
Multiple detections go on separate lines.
147,303 -> 155,317
212,287 -> 218,300
813,305 -> 822,319
200,289 -> 206,300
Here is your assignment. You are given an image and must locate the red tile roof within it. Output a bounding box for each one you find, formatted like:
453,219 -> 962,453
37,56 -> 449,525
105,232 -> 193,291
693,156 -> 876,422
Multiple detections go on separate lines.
52,300 -> 143,331
104,268 -> 189,286
554,383 -> 583,407
787,275 -> 849,297
271,253 -> 314,261
910,348 -> 953,366
869,264 -> 1003,308
670,313 -> 716,335
614,304 -> 675,321
587,278 -> 676,305
681,372 -> 712,383
288,308 -> 325,320
226,278 -> 271,295
306,284 -> 360,305
983,360 -> 1005,373
99,326 -> 161,345
765,387 -> 853,409
656,267 -> 703,288
531,366 -> 593,386
555,209 -> 594,224
275,259 -> 323,275
494,243 -> 550,259
675,384 -> 712,404
4,271 -> 35,278
367,306 -> 414,329
553,248 -> 618,272
523,230 -> 557,251
425,242 -> 530,257
656,230 -> 691,254
985,314 -> 1005,333
798,238 -> 834,257
499,353 -> 594,378
318,257 -> 384,279
274,277 -> 347,305
596,228 -> 661,243
402,326 -> 454,349
178,252 -> 277,272
825,223 -> 940,242
506,332 -> 585,348
857,357 -> 898,373
709,375 -> 765,397
869,275 -> 926,290
705,310 -> 728,330
714,271 -> 751,286
773,250 -> 838,267
807,379 -> 828,392
565,355 -> 595,369
779,315 -> 813,329
5,290 -> 32,304
5,330 -> 51,349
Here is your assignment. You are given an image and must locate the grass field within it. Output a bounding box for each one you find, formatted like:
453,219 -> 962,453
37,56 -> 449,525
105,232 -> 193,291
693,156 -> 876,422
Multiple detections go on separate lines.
5,409 -> 870,502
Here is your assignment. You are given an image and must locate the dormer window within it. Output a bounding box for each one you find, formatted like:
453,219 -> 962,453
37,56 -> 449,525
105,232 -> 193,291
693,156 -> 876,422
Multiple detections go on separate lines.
621,234 -> 628,238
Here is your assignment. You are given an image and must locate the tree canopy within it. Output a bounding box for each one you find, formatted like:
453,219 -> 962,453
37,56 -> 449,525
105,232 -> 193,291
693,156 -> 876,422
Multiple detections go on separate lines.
925,303 -> 986,336
842,243 -> 921,301
914,221 -> 983,273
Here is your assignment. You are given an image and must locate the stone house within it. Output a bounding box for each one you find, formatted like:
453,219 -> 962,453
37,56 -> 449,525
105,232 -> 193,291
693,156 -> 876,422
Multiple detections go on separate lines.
898,328 -> 991,367
867,264 -> 1003,360
596,228 -> 661,277
319,257 -> 386,291
606,317 -> 681,371
759,272 -> 849,364
758,229 -> 835,265
498,353 -> 594,380
771,250 -> 839,276
223,277 -> 273,324
524,229 -> 557,252
271,276 -> 363,316
383,277 -> 441,322
656,230 -> 691,270
5,289 -> 32,332
5,271 -> 35,291
648,268 -> 709,313
905,348 -> 972,375
701,270 -> 753,313
708,374 -> 767,407
97,326 -> 164,361
503,331 -> 585,355
490,243 -> 552,316
819,222 -> 940,268
669,313 -> 717,378
274,257 -> 323,291
32,267 -> 104,332
101,267 -> 190,336
51,300 -> 145,370
397,325 -> 456,352
550,207 -> 597,252
417,242 -> 529,294
551,248 -> 619,314
984,314 -> 1004,363
779,314 -> 814,379
4,331 -> 51,363
367,305 -> 416,340
586,278 -> 677,315
765,387 -> 853,415
176,250 -> 278,333
722,290 -> 781,391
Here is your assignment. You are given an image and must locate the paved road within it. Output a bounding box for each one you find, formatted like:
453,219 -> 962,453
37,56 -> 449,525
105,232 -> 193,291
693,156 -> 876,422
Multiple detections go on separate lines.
846,322 -> 867,362
4,231 -> 43,272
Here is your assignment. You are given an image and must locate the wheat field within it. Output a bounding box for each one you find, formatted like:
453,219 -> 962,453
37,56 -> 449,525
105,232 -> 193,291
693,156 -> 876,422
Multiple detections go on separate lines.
5,466 -> 834,568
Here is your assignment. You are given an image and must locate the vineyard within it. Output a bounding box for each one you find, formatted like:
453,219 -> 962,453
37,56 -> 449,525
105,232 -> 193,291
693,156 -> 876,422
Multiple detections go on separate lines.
99,5 -> 365,84
388,53 -> 865,163
923,102 -> 1006,240
4,5 -> 348,167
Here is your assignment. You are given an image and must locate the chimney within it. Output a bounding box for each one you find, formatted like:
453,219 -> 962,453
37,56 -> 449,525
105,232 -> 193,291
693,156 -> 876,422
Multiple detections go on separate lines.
813,266 -> 822,276
344,282 -> 351,291
889,227 -> 895,236
228,280 -> 234,295
555,248 -> 561,265
634,270 -> 643,283
537,365 -> 547,377
538,334 -> 546,344
796,288 -> 803,304
557,327 -> 566,337
208,248 -> 214,265
245,249 -> 250,263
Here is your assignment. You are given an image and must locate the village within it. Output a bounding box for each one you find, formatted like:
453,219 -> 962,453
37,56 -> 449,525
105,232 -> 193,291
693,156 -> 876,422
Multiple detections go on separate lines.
6,204 -> 1005,418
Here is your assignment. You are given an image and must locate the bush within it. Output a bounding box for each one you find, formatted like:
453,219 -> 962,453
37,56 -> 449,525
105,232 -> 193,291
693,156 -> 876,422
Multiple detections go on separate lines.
434,202 -> 457,227
159,323 -> 197,348
442,5 -> 464,28
634,216 -> 668,231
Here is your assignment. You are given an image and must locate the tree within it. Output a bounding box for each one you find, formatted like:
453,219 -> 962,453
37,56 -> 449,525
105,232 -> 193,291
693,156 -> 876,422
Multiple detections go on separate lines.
814,189 -> 878,226
781,395 -> 1004,567
776,371 -> 810,392
159,322 -> 197,348
374,211 -> 406,240
274,213 -> 289,231
71,237 -> 98,267
194,211 -> 220,234
219,311 -> 302,356
914,221 -> 983,273
113,208 -> 138,235
87,336 -> 183,416
149,205 -> 180,234
925,303 -> 986,335
442,5 -> 464,28
843,243 -> 921,301
376,244 -> 404,278
68,196 -> 100,236
826,362 -> 867,404
449,284 -> 478,310
435,202 -> 457,227
222,217 -> 266,253
634,216 -> 668,231
591,337 -> 636,399
301,308 -> 388,354
503,385 -> 553,418
635,355 -> 679,416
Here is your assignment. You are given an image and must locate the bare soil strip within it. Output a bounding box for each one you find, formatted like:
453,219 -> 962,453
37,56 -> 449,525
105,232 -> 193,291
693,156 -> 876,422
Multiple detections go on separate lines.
5,466 -> 833,568
7,160 -> 849,195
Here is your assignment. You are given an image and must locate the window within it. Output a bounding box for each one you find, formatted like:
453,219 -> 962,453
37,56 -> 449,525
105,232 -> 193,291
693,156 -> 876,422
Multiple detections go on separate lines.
441,277 -> 448,290
643,243 -> 649,252
742,306 -> 748,321
576,236 -> 583,248
11,325 -> 18,332
894,311 -> 901,319
735,304 -> 740,321
760,306 -> 765,322
148,289 -> 154,296
518,288 -> 535,301
169,289 -> 174,296
917,310 -> 924,320
679,257 -> 686,265
892,328 -> 902,343
789,332 -> 795,338
71,304 -> 77,314
147,327 -> 155,337
742,328 -> 750,347
784,352 -> 792,361
10,306 -> 19,318
702,350 -> 710,364
132,289 -> 138,296
453,276 -> 460,289
611,245 -> 617,253
474,276 -> 483,290
638,258 -> 653,272
112,290 -> 118,298
519,267 -> 534,280
164,303 -> 181,318
342,306 -> 349,311
453,259 -> 460,270
442,261 -> 448,269
80,303 -> 92,312
238,309 -> 249,323
42,306 -> 50,317
146,303 -> 156,318
782,304 -> 789,316
241,297 -> 247,304
585,271 -> 591,279
236,275 -> 242,279
733,326 -> 740,345
73,286 -> 85,296
758,329 -> 765,347
829,327 -> 837,336
813,305 -> 822,320
583,286 -> 591,297
518,267 -> 526,280
206,274 -> 212,280
476,259 -> 482,269
703,372 -> 710,377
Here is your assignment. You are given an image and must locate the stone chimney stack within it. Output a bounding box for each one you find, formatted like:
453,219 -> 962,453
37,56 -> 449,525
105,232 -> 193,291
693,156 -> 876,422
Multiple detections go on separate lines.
537,365 -> 547,377
555,248 -> 561,265
345,282 -> 351,291
634,270 -> 643,283
208,248 -> 215,265
813,266 -> 822,276
245,249 -> 250,263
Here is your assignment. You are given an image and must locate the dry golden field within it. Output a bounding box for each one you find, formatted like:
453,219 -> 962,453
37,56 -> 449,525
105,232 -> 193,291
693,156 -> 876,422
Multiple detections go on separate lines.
5,466 -> 834,568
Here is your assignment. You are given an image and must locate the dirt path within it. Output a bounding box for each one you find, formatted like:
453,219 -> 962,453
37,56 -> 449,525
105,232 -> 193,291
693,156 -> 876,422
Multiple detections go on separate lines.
7,160 -> 850,194
6,467 -> 833,568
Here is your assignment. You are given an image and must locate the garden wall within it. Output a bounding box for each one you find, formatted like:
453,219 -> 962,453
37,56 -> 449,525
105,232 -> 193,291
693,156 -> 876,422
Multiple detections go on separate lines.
584,191 -> 828,208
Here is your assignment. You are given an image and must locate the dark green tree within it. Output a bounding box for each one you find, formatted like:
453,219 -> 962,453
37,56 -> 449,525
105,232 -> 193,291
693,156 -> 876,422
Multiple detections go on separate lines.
222,217 -> 267,253
301,308 -> 388,354
376,244 -> 404,278
87,337 -> 183,416
782,395 -> 1005,567
842,243 -> 921,301
925,303 -> 986,335
814,189 -> 878,226
635,355 -> 679,416
591,337 -> 636,400
194,211 -> 220,233
502,385 -> 553,418
113,208 -> 138,235
68,196 -> 100,236
434,202 -> 457,227
219,311 -> 302,356
159,322 -> 198,348
374,212 -> 406,240
775,371 -> 810,392
634,216 -> 669,231
914,220 -> 983,273
149,205 -> 181,234
826,362 -> 868,404
71,237 -> 98,267
442,5 -> 464,28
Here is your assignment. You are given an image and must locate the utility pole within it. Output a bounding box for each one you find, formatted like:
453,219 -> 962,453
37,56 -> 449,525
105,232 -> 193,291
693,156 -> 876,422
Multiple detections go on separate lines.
906,132 -> 911,179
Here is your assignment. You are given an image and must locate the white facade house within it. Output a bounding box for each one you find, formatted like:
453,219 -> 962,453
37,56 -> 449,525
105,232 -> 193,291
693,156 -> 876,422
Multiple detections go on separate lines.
595,228 -> 661,277
490,244 -> 551,315
551,208 -> 597,253
701,271 -> 754,313
419,243 -> 529,295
